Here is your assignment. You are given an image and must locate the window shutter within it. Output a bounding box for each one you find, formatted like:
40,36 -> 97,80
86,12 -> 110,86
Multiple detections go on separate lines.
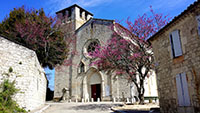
169,34 -> 175,58
176,73 -> 190,106
176,74 -> 184,106
171,30 -> 183,57
181,72 -> 190,106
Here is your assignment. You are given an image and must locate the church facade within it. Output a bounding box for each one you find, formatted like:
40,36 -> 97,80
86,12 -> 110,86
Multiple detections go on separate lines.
54,4 -> 158,102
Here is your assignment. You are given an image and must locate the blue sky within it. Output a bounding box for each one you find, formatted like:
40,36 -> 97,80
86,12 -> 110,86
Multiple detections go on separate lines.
44,67 -> 55,90
0,0 -> 197,22
0,0 -> 197,90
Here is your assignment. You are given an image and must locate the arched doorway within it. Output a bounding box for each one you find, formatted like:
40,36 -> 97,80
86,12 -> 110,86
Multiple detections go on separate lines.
82,67 -> 104,101
90,72 -> 101,101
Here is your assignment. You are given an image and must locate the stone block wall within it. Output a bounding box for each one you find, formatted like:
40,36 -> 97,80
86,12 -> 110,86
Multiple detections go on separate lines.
111,75 -> 131,100
0,37 -> 47,111
144,72 -> 158,97
150,4 -> 200,113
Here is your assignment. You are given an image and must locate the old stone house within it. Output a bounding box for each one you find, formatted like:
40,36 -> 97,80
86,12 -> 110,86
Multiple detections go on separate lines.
148,1 -> 200,113
0,36 -> 47,111
54,4 -> 158,102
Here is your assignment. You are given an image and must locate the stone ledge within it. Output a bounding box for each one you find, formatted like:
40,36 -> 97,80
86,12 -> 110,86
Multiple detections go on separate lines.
111,103 -> 159,113
29,104 -> 50,113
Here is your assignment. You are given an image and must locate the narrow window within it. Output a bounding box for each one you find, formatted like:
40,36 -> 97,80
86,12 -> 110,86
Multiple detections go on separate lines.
80,9 -> 83,18
91,22 -> 94,29
169,30 -> 183,58
80,62 -> 85,73
85,13 -> 88,20
176,72 -> 190,106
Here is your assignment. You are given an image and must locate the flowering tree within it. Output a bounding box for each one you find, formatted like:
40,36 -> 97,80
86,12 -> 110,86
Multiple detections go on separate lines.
90,7 -> 170,103
0,6 -> 74,69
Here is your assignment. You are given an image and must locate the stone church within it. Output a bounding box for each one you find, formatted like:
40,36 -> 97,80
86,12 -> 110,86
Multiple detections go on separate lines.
54,4 -> 158,102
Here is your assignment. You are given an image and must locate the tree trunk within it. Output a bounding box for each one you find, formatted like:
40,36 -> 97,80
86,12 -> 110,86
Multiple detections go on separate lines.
138,93 -> 144,104
134,78 -> 145,104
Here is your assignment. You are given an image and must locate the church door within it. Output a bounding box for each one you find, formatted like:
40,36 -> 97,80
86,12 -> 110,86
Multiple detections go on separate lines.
91,84 -> 101,101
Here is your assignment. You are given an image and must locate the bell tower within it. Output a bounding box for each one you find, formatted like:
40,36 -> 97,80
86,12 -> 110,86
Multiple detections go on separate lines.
56,4 -> 93,30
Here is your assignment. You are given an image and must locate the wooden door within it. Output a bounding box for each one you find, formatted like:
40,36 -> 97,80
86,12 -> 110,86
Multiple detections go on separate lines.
91,84 -> 101,101
91,84 -> 97,101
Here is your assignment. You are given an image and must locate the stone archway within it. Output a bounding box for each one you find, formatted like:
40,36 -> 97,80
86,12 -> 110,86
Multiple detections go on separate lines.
82,67 -> 105,101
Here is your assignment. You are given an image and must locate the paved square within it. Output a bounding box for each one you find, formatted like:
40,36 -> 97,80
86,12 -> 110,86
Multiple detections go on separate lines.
42,102 -> 122,113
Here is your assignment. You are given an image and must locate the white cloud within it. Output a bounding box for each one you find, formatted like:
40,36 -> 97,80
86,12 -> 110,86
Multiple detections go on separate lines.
45,0 -> 113,15
75,0 -> 113,7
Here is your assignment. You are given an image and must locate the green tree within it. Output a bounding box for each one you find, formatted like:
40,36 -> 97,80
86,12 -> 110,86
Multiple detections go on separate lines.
0,80 -> 26,113
0,6 -> 70,69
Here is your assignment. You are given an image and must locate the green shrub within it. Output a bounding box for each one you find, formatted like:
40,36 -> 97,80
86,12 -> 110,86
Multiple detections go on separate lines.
0,79 -> 26,113
8,67 -> 13,73
149,99 -> 152,103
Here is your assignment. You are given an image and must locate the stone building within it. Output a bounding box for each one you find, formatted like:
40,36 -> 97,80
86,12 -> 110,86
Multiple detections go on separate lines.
54,4 -> 158,102
148,1 -> 200,113
0,36 -> 47,111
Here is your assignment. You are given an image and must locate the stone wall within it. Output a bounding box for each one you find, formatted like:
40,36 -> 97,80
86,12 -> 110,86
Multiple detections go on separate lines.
0,37 -> 47,111
144,71 -> 158,97
150,4 -> 200,113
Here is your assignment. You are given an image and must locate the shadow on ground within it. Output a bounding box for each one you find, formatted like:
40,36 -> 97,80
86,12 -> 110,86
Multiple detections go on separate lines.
117,110 -> 150,113
116,109 -> 159,113
69,103 -> 122,111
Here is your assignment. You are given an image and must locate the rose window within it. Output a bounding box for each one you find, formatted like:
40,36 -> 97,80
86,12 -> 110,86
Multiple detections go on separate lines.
87,41 -> 98,53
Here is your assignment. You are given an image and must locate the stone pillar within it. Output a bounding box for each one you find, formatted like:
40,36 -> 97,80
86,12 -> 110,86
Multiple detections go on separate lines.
113,97 -> 116,103
82,11 -> 85,20
87,15 -> 92,20
102,80 -> 105,97
83,76 -> 89,100
99,72 -> 105,99
116,76 -> 119,98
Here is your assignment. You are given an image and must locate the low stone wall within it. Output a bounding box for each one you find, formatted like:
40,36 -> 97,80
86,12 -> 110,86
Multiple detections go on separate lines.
0,37 -> 47,111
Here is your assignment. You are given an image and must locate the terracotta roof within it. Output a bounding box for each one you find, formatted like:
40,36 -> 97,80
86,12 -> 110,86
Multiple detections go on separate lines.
56,4 -> 93,16
148,0 -> 200,41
